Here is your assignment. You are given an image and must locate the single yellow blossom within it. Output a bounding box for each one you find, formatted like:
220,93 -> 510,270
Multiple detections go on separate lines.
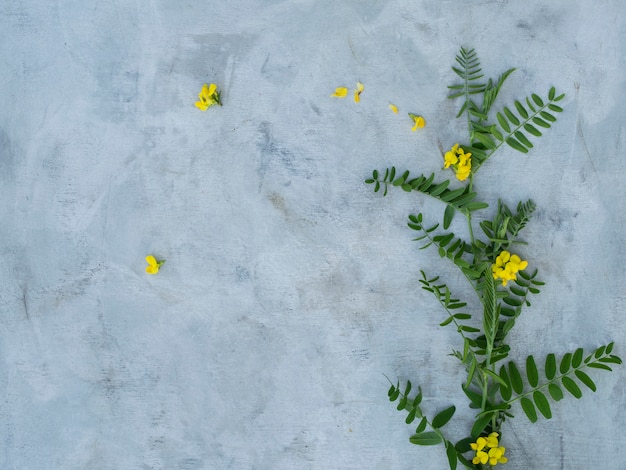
195,83 -> 221,110
455,164 -> 471,181
488,447 -> 508,465
354,82 -> 364,102
470,437 -> 487,452
492,250 -> 528,286
331,86 -> 349,98
389,103 -> 398,114
485,432 -> 500,448
409,113 -> 426,131
473,450 -> 489,465
145,255 -> 165,275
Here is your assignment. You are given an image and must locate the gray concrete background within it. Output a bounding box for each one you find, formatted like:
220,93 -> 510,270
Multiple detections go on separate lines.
1,1 -> 625,469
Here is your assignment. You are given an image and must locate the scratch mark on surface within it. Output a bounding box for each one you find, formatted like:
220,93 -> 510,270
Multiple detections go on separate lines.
21,285 -> 30,321
577,119 -> 597,177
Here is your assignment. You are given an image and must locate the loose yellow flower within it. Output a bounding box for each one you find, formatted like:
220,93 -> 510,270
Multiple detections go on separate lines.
331,86 -> 348,98
354,82 -> 364,102
492,251 -> 528,286
145,255 -> 165,275
389,104 -> 399,114
195,83 -> 221,110
409,113 -> 425,131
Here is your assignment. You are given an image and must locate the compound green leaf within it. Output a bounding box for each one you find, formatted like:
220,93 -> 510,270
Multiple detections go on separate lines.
548,383 -> 564,401
406,408 -> 417,424
532,117 -> 551,128
575,370 -> 596,392
524,123 -> 542,137
471,414 -> 493,438
415,417 -> 428,433
562,376 -> 582,399
515,131 -> 533,148
432,405 -> 456,429
509,362 -> 524,394
506,137 -> 528,153
443,205 -> 455,229
560,352 -> 572,374
526,355 -> 539,388
532,93 -> 544,107
521,397 -> 537,423
572,348 -> 584,368
545,353 -> 557,380
503,107 -> 520,125
497,112 -> 510,133
533,390 -> 552,419
446,440 -> 458,470
515,100 -> 528,119
410,432 -> 443,446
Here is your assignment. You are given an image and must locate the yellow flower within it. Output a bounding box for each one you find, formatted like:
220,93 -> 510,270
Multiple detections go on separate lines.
331,86 -> 348,98
471,433 -> 508,466
473,450 -> 489,465
389,103 -> 399,114
354,82 -> 364,102
409,113 -> 425,131
470,437 -> 487,452
146,255 -> 165,275
488,447 -> 508,465
485,432 -> 499,448
443,144 -> 460,168
443,143 -> 472,181
455,164 -> 471,181
195,83 -> 221,110
492,251 -> 528,286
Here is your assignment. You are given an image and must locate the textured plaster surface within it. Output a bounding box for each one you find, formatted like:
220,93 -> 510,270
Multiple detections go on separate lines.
1,1 -> 625,469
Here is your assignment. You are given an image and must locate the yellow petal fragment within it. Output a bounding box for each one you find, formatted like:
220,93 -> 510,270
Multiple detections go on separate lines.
389,104 -> 398,114
331,87 -> 348,98
208,83 -> 217,95
356,81 -> 364,92
146,255 -> 157,267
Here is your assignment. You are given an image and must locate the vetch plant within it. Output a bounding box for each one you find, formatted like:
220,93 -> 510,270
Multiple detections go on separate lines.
365,47 -> 621,469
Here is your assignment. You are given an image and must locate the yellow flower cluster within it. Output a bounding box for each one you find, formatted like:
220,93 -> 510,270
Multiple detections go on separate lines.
470,432 -> 508,466
195,83 -> 221,110
491,251 -> 528,286
443,143 -> 472,181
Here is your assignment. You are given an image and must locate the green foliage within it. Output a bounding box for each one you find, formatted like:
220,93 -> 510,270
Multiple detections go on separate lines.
365,168 -> 488,218
372,46 -> 619,470
498,344 -> 622,423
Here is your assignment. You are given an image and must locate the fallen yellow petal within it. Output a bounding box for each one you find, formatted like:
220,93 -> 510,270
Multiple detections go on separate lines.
331,87 -> 348,98
146,255 -> 158,267
389,104 -> 398,114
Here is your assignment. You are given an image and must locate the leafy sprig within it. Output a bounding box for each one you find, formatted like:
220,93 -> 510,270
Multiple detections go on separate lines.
369,46 -> 620,469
